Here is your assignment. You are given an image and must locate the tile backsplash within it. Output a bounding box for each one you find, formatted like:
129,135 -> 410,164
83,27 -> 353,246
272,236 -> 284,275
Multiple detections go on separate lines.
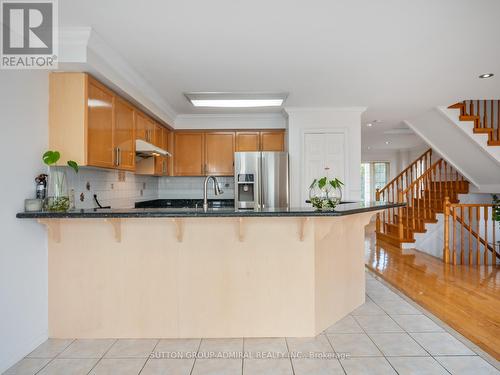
65,167 -> 158,209
61,168 -> 234,209
158,176 -> 235,200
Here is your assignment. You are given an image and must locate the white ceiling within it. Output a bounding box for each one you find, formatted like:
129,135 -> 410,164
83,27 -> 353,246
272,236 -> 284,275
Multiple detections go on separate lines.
59,0 -> 500,150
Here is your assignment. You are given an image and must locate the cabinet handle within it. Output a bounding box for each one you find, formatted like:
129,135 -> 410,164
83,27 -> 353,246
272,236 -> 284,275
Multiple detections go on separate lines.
114,147 -> 119,166
118,148 -> 121,166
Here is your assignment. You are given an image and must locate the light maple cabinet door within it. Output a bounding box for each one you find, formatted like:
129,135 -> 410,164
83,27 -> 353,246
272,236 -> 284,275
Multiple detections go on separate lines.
205,132 -> 235,176
260,131 -> 285,151
87,79 -> 115,168
114,98 -> 135,171
154,123 -> 166,149
236,132 -> 260,151
136,112 -> 155,143
174,132 -> 205,176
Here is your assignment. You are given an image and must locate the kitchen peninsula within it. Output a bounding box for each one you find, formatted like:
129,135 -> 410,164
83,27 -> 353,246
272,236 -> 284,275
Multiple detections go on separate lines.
17,202 -> 401,339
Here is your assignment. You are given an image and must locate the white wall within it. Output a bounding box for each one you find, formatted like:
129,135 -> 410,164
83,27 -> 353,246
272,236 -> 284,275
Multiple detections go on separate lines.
174,113 -> 286,130
286,108 -> 365,207
0,71 -> 50,372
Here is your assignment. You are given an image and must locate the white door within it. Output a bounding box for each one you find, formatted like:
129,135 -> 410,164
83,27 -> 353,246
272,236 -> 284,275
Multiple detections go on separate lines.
303,132 -> 346,205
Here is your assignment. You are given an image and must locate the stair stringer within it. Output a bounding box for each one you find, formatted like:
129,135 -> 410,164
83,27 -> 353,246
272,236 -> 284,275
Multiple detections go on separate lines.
404,108 -> 500,193
439,107 -> 500,166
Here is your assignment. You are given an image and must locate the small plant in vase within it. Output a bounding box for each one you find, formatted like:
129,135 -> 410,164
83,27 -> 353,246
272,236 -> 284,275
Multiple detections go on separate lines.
43,150 -> 79,212
309,176 -> 344,210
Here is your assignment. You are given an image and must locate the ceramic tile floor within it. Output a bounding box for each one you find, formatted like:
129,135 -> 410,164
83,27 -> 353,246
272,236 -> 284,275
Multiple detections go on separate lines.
4,271 -> 500,375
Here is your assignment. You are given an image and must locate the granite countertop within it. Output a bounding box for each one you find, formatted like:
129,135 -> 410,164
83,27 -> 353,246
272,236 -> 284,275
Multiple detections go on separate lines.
16,201 -> 404,219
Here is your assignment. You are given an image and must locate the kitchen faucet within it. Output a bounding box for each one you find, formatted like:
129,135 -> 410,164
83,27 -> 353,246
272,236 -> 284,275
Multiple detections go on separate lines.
203,175 -> 223,212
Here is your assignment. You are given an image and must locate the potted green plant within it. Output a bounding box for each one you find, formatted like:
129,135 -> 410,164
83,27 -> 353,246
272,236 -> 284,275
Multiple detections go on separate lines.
309,176 -> 344,210
43,150 -> 79,212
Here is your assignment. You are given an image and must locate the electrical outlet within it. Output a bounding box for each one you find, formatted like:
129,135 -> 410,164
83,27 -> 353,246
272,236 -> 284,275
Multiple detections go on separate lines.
118,171 -> 126,182
86,182 -> 91,191
110,183 -> 114,190
80,193 -> 85,202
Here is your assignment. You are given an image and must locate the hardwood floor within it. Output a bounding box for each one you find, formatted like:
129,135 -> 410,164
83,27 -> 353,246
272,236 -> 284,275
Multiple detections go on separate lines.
365,224 -> 500,360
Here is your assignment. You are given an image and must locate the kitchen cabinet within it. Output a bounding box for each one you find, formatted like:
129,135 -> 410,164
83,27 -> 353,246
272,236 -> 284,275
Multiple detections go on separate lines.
235,130 -> 285,152
136,112 -> 155,144
236,132 -> 260,151
87,79 -> 115,168
260,131 -> 285,151
174,132 -> 205,176
114,97 -> 136,171
205,132 -> 235,175
49,72 -> 172,173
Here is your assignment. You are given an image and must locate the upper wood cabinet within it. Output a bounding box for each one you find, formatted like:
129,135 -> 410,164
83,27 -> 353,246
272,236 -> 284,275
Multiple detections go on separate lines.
174,132 -> 205,176
114,97 -> 135,171
136,112 -> 155,144
260,131 -> 285,151
205,132 -> 235,176
235,130 -> 285,152
87,79 -> 115,168
235,132 -> 260,151
49,72 -> 172,173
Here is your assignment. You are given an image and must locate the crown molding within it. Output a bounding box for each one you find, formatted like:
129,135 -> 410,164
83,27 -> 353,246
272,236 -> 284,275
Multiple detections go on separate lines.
59,27 -> 177,125
284,106 -> 367,114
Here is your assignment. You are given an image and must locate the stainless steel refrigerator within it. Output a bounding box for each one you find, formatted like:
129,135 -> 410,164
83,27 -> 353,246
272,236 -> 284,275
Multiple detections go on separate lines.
234,152 -> 289,209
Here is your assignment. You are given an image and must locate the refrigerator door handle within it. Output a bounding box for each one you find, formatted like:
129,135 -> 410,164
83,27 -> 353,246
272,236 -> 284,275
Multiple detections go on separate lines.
259,153 -> 263,209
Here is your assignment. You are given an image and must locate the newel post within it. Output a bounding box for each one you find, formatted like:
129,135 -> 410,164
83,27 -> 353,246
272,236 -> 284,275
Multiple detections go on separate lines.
375,188 -> 381,233
398,190 -> 404,241
443,196 -> 451,264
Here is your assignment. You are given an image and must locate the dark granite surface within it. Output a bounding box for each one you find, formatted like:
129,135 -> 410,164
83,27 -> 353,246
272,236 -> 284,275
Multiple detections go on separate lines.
16,201 -> 404,219
135,199 -> 235,209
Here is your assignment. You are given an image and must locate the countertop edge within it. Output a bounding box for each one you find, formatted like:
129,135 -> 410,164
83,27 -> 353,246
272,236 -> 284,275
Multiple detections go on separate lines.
16,203 -> 405,219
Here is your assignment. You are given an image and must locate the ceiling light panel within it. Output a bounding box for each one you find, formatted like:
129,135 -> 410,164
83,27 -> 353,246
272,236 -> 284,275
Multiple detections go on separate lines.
185,92 -> 288,108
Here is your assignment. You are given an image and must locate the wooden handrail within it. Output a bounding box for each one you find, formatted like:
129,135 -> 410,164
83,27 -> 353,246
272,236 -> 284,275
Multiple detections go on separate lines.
449,100 -> 500,144
402,158 -> 442,195
375,149 -> 469,250
378,148 -> 432,196
443,200 -> 499,265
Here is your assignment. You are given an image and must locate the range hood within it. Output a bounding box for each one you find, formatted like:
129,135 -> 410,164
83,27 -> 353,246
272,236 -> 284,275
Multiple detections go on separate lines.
135,139 -> 171,158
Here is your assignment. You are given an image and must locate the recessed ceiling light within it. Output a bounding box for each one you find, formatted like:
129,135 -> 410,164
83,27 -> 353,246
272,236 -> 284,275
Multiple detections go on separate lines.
366,123 -> 373,127
185,92 -> 288,108
479,73 -> 494,79
367,146 -> 371,150
385,141 -> 390,145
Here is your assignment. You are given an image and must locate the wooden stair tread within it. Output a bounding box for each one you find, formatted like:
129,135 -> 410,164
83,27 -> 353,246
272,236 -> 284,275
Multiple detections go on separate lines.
473,128 -> 493,134
487,140 -> 500,146
459,115 -> 479,121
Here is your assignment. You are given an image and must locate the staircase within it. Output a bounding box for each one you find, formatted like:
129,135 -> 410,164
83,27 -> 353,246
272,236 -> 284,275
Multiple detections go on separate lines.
449,100 -> 500,146
375,148 -> 469,248
375,147 -> 499,265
